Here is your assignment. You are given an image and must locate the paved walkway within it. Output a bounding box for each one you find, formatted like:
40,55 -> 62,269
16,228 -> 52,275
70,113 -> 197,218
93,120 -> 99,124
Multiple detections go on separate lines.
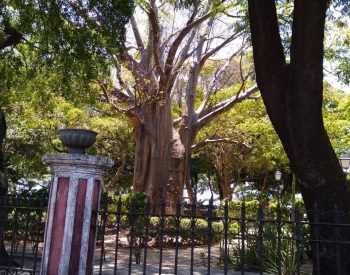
4,239 -> 312,274
94,246 -> 263,275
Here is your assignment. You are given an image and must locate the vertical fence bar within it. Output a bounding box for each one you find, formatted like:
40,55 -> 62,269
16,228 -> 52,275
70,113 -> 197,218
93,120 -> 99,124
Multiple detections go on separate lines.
0,194 -> 7,267
334,204 -> 341,275
8,195 -> 19,268
223,200 -> 229,275
190,202 -> 196,275
240,201 -> 246,275
158,201 -> 165,275
99,203 -> 108,275
128,199 -> 136,275
114,197 -> 122,275
142,199 -> 151,275
33,193 -> 47,274
207,199 -> 213,275
276,196 -> 282,275
258,204 -> 264,275
314,203 -> 320,275
174,201 -> 181,275
295,206 -> 301,275
20,197 -> 31,269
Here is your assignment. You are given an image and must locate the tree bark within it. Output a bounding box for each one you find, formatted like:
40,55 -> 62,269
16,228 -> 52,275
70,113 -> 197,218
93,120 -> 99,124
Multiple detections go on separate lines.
132,99 -> 186,210
248,1 -> 350,273
0,109 -> 8,265
216,171 -> 231,200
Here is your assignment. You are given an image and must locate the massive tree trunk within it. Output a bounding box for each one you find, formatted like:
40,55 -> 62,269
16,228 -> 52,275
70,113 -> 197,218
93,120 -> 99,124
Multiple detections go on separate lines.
248,1 -> 350,273
0,109 -> 8,265
132,99 -> 186,208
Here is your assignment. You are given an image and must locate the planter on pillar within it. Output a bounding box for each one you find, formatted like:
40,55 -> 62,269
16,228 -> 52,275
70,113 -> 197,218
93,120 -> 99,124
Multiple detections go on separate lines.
40,129 -> 113,275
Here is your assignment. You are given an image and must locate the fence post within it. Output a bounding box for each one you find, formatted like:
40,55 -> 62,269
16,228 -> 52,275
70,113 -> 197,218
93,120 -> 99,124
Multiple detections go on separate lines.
40,153 -> 113,275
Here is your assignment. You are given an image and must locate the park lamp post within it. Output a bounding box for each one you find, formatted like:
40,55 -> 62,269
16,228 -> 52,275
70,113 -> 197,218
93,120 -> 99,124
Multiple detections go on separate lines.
275,170 -> 284,204
339,154 -> 350,173
275,169 -> 282,182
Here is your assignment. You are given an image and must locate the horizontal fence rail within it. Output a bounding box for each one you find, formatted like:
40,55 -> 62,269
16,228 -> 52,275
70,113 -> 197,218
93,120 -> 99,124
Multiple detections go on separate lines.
1,195 -> 350,274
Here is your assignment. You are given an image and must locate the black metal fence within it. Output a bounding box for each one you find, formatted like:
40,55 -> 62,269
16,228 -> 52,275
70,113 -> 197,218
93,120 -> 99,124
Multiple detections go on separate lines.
0,194 -> 46,275
1,195 -> 350,274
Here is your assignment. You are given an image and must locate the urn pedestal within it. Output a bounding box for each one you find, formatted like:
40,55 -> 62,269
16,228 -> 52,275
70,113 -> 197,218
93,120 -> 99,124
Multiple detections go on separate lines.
41,154 -> 113,275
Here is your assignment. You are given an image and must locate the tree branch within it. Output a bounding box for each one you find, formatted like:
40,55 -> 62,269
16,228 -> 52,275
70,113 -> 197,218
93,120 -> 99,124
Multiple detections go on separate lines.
66,0 -> 102,31
247,0 -> 286,88
197,85 -> 259,129
164,12 -> 212,79
99,81 -> 128,114
148,5 -> 165,80
115,63 -> 135,101
198,30 -> 245,71
0,20 -> 23,50
290,0 -> 328,97
191,137 -> 251,152
197,47 -> 243,115
247,0 -> 289,132
167,29 -> 198,95
130,16 -> 145,52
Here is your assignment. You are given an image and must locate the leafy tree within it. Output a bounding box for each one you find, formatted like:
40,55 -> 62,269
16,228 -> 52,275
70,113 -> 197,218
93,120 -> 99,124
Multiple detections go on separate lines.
247,1 -> 350,273
107,0 -> 257,207
194,96 -> 287,199
193,83 -> 350,201
0,0 -> 134,264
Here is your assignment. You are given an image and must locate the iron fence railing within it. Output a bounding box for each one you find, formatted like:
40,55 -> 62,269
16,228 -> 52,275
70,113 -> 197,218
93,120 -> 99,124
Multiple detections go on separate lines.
0,195 -> 47,275
1,195 -> 350,274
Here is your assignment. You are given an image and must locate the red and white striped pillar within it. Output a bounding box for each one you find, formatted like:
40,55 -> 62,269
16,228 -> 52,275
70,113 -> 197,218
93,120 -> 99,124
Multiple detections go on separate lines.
41,154 -> 113,275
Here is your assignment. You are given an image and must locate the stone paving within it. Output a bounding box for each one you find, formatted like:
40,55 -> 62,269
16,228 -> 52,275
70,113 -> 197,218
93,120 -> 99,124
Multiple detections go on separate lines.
93,235 -> 312,274
94,245 -> 263,275
4,239 -> 312,274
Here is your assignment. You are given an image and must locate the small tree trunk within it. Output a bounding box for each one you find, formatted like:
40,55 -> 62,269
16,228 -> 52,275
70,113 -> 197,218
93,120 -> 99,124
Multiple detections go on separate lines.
0,109 -> 8,265
217,179 -> 231,200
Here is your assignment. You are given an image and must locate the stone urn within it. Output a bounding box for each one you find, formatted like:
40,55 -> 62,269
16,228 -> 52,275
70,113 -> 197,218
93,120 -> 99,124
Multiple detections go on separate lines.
58,128 -> 97,154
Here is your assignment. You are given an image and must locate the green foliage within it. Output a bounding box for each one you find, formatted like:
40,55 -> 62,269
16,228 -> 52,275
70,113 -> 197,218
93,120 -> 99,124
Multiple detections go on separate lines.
194,80 -> 350,198
0,0 -> 136,191
322,85 -> 350,155
216,199 -> 310,273
196,95 -> 288,193
0,0 -> 134,101
1,67 -> 134,191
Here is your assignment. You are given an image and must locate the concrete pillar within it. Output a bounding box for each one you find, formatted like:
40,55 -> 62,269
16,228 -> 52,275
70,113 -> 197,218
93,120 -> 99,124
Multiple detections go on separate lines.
41,154 -> 113,275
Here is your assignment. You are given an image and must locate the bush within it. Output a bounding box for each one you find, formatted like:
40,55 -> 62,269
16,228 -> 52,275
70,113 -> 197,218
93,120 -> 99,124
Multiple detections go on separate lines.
219,199 -> 310,273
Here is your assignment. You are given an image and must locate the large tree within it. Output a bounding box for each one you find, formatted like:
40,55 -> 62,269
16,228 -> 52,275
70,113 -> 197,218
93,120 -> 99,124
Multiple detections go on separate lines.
0,0 -> 134,264
0,16 -> 23,265
106,0 -> 257,208
248,0 -> 350,273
